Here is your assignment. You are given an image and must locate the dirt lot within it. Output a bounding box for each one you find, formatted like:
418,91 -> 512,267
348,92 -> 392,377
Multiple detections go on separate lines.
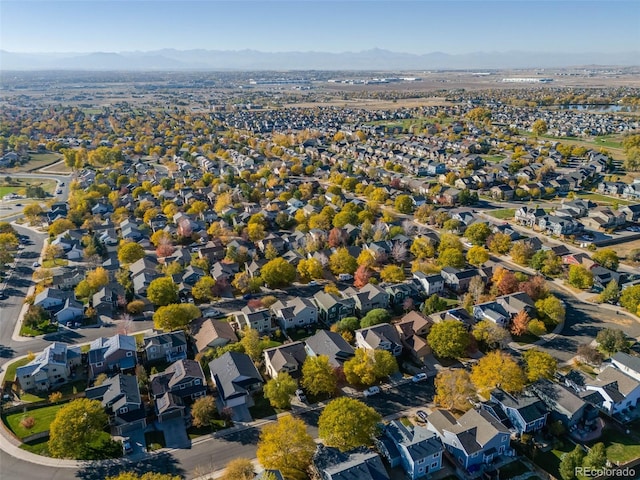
608,237 -> 640,262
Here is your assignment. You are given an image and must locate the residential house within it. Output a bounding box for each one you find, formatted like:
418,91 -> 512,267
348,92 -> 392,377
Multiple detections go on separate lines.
190,318 -> 238,353
85,374 -> 146,435
395,311 -> 432,364
355,323 -> 403,356
412,272 -> 444,296
235,305 -> 273,333
377,420 -> 443,479
33,287 -> 72,313
263,341 -> 308,379
490,184 -> 515,201
314,291 -> 356,326
583,206 -> 626,231
440,267 -> 477,293
208,351 -> 263,422
304,330 -> 355,368
16,342 -> 82,392
270,297 -> 318,331
531,379 -> 600,430
54,298 -> 85,324
88,334 -> 137,377
92,285 -> 124,319
484,388 -> 548,435
385,282 -> 422,307
538,215 -> 584,236
143,330 -> 188,363
584,366 -> 640,415
612,352 -> 640,382
620,204 -> 640,223
312,444 -> 391,480
427,408 -> 512,473
149,359 -> 207,404
345,283 -> 390,316
514,207 -> 546,228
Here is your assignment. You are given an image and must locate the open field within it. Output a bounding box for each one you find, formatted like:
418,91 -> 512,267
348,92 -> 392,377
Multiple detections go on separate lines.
487,208 -> 516,219
38,161 -> 73,174
4,153 -> 62,173
520,131 -> 628,161
0,186 -> 19,196
3,404 -> 63,439
610,237 -> 640,261
575,191 -> 635,206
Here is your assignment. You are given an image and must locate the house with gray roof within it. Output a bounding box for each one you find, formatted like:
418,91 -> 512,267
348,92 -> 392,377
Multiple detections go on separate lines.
208,351 -> 263,422
85,374 -> 146,435
304,330 -> 355,368
314,291 -> 356,326
271,297 -> 318,331
88,334 -> 137,378
427,408 -> 512,474
584,366 -> 640,415
235,305 -> 273,333
264,341 -> 308,379
483,388 -> 548,435
531,379 -> 599,430
355,323 -> 403,357
16,342 -> 82,392
150,359 -> 207,404
612,352 -> 640,382
143,330 -> 188,363
376,420 -> 443,479
344,283 -> 389,316
312,444 -> 390,480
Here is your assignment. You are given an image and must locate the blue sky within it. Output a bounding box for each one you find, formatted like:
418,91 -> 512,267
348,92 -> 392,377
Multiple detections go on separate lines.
1,1 -> 638,54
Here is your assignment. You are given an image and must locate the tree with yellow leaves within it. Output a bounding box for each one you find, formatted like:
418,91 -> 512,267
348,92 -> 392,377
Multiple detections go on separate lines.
471,351 -> 525,396
434,369 -> 476,412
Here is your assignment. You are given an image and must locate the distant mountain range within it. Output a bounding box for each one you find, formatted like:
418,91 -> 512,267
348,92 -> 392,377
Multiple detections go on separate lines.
1,48 -> 638,71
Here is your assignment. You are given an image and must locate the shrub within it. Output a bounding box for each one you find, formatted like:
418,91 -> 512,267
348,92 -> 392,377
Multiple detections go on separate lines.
20,416 -> 36,430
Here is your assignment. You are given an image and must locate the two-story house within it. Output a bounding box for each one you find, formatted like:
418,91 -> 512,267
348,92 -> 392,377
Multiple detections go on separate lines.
440,267 -> 478,293
484,388 -> 548,435
344,283 -> 390,316
263,341 -> 308,379
85,374 -> 146,435
377,420 -> 443,479
355,323 -> 403,357
149,359 -> 207,404
143,330 -> 188,364
270,297 -> 318,331
412,272 -> 444,296
584,366 -> 640,415
531,379 -> 600,430
191,318 -> 238,353
304,330 -> 355,368
16,342 -> 82,392
312,444 -> 390,480
235,305 -> 273,333
395,311 -> 432,365
88,334 -> 137,378
427,408 -> 512,473
313,291 -> 356,326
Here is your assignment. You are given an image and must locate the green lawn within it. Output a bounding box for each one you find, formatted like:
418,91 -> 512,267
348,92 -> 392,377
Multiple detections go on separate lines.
3,357 -> 31,382
532,441 -> 575,480
3,404 -> 63,439
42,259 -> 69,268
20,322 -> 59,337
249,392 -> 279,419
488,208 -> 516,220
481,154 -> 506,163
9,153 -> 62,173
576,192 -> 634,206
594,427 -> 640,464
0,186 -> 20,196
187,419 -> 228,439
512,332 -> 540,345
20,437 -> 50,456
18,379 -> 87,402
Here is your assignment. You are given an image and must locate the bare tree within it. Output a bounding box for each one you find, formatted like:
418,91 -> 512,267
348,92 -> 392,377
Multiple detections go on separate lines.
119,313 -> 134,335
391,242 -> 408,264
468,276 -> 485,303
402,219 -> 416,236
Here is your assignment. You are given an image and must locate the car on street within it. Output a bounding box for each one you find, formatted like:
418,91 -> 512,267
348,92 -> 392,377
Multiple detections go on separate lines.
203,308 -> 223,318
416,410 -> 429,422
363,386 -> 381,397
308,281 -> 319,286
411,373 -> 428,383
295,389 -> 307,402
32,262 -> 40,268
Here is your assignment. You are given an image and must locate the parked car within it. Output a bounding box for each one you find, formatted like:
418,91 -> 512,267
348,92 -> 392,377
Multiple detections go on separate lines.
308,281 -> 319,286
411,373 -> 428,383
122,438 -> 133,455
363,386 -> 381,397
203,308 -> 223,318
416,410 -> 429,422
338,273 -> 353,281
32,262 -> 40,268
295,389 -> 307,402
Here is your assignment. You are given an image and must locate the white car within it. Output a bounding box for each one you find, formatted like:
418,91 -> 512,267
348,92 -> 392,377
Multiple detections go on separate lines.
363,386 -> 381,397
32,262 -> 40,268
412,373 -> 428,383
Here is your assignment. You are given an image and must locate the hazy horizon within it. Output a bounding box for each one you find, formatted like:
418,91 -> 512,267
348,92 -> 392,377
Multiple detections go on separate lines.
1,1 -> 638,55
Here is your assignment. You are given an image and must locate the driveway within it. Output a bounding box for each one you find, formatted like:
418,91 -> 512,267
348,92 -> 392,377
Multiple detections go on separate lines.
156,418 -> 190,449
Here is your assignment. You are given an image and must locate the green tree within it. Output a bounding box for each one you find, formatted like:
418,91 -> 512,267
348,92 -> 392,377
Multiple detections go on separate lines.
427,320 -> 470,359
422,294 -> 449,315
620,284 -> 640,313
48,218 -> 76,237
191,276 -> 217,302
410,237 -> 436,259
510,241 -> 533,266
344,348 -> 398,387
598,279 -> 620,304
220,458 -> 255,480
438,233 -> 463,253
117,242 -> 145,265
523,350 -> 557,382
535,295 -> 566,325
257,415 -> 316,480
360,308 -> 391,328
568,264 -> 593,289
49,398 -> 108,459
527,319 -> 547,336
472,320 -> 509,350
583,442 -> 607,469
434,369 -> 476,412
596,328 -> 629,355
465,223 -> 492,246
264,372 -> 298,409
471,351 -> 526,396
592,248 -> 619,271
301,355 -> 337,397
466,245 -> 489,266
191,396 -> 217,428
240,327 -> 263,362
329,247 -> 358,275
559,445 -> 584,480
261,258 -> 296,288
297,258 -> 324,283
394,195 -> 414,214
380,264 -> 405,283
438,248 -> 466,268
147,276 -> 179,306
318,397 -> 381,452
153,303 -> 200,331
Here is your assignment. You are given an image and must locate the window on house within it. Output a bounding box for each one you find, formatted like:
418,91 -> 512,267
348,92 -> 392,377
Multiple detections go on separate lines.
432,462 -> 438,468
180,384 -> 186,389
126,351 -> 133,357
120,407 -> 128,414
96,362 -> 103,367
194,379 -> 201,385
